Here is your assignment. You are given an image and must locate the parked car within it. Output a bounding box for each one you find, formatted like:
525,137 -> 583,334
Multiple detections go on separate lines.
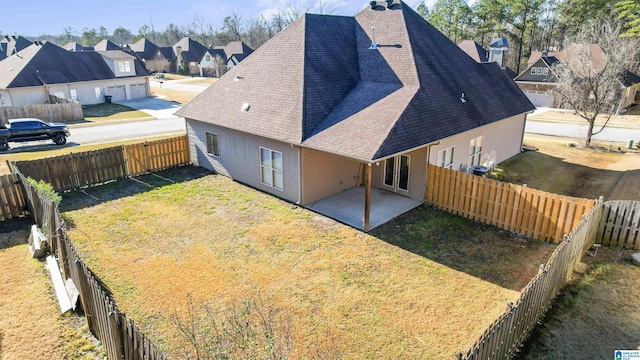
0,118 -> 71,151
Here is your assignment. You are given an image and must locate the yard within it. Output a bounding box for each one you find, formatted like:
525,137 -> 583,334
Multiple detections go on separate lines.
82,103 -> 151,122
60,166 -> 555,359
494,133 -> 640,200
0,218 -> 103,359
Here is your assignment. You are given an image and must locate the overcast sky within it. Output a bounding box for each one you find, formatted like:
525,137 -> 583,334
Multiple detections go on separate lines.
2,0 -> 429,37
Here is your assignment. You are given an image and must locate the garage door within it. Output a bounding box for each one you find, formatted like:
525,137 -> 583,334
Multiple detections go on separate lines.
130,83 -> 147,99
106,86 -> 126,102
525,92 -> 554,108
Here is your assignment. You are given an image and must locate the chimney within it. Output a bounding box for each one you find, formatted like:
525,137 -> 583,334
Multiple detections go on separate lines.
542,50 -> 548,59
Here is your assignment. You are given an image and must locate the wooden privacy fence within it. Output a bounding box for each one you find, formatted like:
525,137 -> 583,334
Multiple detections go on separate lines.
596,200 -> 640,250
0,103 -> 83,125
13,168 -> 167,360
0,173 -> 28,221
11,135 -> 189,191
426,164 -> 596,243
459,199 -> 604,360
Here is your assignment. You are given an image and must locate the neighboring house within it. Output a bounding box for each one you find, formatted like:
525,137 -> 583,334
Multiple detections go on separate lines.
0,42 -> 149,106
94,39 -> 121,51
63,42 -> 94,52
0,35 -> 33,60
176,0 -> 534,230
150,47 -> 176,73
129,38 -> 158,61
219,41 -> 254,70
458,38 -> 517,79
172,37 -> 208,75
204,41 -> 254,77
516,44 -> 640,110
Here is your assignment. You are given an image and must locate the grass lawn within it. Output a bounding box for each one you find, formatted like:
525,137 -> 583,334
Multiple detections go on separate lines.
516,249 -> 640,359
150,89 -> 200,104
494,134 -> 640,200
0,218 -> 104,359
82,103 -> 151,122
60,166 -> 555,359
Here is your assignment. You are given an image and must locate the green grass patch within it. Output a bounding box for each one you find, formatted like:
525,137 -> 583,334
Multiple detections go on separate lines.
82,103 -> 151,122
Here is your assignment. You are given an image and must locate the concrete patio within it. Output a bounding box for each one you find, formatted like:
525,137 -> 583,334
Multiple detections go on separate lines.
306,187 -> 422,230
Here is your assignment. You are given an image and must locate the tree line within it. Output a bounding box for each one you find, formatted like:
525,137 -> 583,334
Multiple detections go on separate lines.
420,0 -> 638,74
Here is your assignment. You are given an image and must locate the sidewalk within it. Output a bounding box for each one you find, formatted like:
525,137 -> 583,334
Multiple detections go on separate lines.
528,108 -> 640,129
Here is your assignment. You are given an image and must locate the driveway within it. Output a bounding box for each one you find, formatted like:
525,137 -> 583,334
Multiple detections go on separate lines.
150,78 -> 210,93
115,97 -> 182,119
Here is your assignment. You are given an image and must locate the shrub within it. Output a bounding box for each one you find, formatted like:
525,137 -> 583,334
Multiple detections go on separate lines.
27,177 -> 62,206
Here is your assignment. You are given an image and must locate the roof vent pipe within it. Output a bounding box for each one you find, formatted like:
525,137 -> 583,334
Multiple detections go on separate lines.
369,27 -> 378,50
370,1 -> 377,9
386,0 -> 394,8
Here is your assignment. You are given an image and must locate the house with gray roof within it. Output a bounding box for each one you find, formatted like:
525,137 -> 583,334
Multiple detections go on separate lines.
0,41 -> 149,106
172,37 -> 208,75
0,35 -> 33,60
63,42 -> 94,52
515,44 -> 640,110
129,38 -> 158,61
94,39 -> 121,51
176,0 -> 535,230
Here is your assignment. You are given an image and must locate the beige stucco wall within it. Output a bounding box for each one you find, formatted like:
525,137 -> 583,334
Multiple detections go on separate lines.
300,148 -> 361,205
428,113 -> 526,171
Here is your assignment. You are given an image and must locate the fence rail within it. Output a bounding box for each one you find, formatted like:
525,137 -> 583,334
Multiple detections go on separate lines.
426,164 -> 596,243
13,167 -> 167,360
596,200 -> 640,250
460,200 -> 603,360
0,173 -> 27,221
12,135 -> 189,191
0,103 -> 83,125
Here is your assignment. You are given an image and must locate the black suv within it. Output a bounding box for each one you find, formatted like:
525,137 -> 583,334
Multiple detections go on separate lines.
0,118 -> 71,151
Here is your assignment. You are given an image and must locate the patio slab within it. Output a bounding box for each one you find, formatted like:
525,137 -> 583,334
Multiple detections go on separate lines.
306,187 -> 422,230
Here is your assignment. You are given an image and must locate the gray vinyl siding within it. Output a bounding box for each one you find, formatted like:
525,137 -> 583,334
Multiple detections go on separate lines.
187,119 -> 300,203
517,59 -> 555,82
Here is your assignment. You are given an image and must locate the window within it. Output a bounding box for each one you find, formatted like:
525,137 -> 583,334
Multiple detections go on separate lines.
530,67 -> 537,75
205,54 -> 211,61
260,148 -> 283,190
543,68 -> 549,75
118,61 -> 131,73
70,89 -> 77,101
95,87 -> 102,100
437,147 -> 455,170
206,133 -> 219,157
468,136 -> 484,168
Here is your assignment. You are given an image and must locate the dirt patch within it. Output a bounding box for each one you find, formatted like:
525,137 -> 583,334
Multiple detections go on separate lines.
60,167 -> 556,359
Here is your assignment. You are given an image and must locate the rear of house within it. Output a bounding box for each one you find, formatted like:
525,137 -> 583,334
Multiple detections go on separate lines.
178,0 -> 534,229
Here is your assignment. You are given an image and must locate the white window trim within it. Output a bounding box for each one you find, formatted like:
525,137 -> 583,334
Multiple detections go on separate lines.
260,147 -> 284,191
437,147 -> 455,170
205,132 -> 220,157
118,61 -> 131,73
468,136 -> 484,168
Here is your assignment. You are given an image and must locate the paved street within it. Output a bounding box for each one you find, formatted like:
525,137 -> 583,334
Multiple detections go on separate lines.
525,119 -> 640,143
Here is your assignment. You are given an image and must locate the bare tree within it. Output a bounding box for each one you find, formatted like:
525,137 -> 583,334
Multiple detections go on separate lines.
551,20 -> 640,147
144,58 -> 170,73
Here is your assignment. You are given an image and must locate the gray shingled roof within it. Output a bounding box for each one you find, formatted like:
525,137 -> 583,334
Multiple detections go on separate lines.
0,42 -> 140,88
130,38 -> 158,60
94,39 -> 120,51
457,40 -> 488,62
0,35 -> 33,60
173,37 -> 207,63
176,1 -> 534,162
223,41 -> 254,62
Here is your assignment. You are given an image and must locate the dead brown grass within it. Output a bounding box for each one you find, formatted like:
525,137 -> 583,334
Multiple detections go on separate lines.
60,167 -> 555,359
150,89 -> 199,104
0,219 -> 103,359
495,134 -> 640,200
516,249 -> 640,359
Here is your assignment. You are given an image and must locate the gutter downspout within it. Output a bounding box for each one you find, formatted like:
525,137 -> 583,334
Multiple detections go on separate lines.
521,110 -> 535,153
